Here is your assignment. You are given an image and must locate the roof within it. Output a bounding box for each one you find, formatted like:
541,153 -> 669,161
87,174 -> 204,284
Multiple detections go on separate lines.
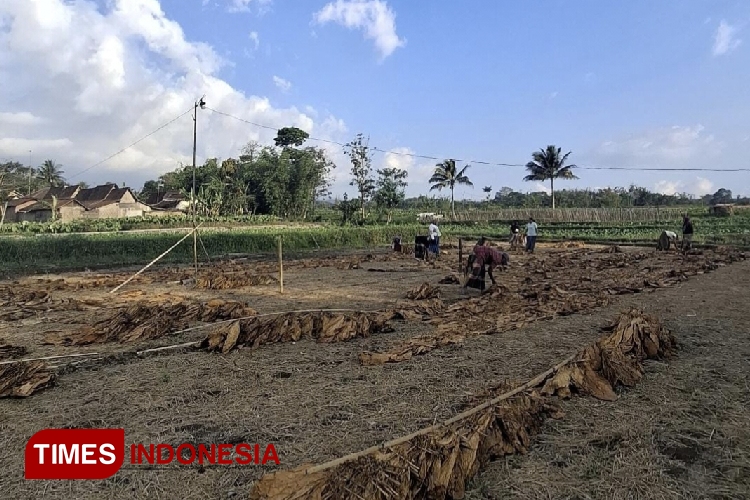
6,197 -> 36,208
150,199 -> 188,210
76,185 -> 135,209
28,186 -> 79,201
17,199 -> 86,213
144,190 -> 185,206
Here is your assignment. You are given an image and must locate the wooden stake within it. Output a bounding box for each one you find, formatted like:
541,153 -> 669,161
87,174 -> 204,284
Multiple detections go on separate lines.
278,235 -> 284,294
458,238 -> 463,275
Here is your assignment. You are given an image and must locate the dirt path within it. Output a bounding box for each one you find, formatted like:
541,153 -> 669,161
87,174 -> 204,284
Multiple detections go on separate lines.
466,262 -> 750,499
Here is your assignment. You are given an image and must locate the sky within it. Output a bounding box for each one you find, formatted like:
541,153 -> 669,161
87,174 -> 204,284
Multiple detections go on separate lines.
0,0 -> 748,200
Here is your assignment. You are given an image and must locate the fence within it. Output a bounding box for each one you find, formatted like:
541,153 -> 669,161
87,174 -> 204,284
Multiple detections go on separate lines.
449,207 -> 696,223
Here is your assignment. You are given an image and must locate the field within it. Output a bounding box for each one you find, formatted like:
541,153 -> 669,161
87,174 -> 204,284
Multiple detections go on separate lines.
1,238 -> 749,499
2,207 -> 750,274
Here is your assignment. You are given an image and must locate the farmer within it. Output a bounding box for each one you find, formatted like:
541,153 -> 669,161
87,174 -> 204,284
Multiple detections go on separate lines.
509,221 -> 522,250
657,230 -> 679,251
427,219 -> 441,256
464,237 -> 509,291
525,217 -> 538,253
682,215 -> 694,251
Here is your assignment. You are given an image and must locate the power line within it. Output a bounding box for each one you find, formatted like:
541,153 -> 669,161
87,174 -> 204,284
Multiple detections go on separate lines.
66,107 -> 194,180
205,107 -> 750,173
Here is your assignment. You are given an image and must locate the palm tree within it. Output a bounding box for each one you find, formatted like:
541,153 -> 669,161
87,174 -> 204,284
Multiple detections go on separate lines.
37,160 -> 66,187
523,146 -> 578,209
429,159 -> 473,218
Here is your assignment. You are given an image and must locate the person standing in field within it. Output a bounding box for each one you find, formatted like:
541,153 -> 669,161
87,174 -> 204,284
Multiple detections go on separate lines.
525,217 -> 538,253
428,219 -> 442,256
682,215 -> 694,251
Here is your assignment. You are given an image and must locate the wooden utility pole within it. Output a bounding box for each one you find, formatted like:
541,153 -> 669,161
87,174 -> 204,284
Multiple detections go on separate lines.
277,235 -> 284,294
192,96 -> 206,277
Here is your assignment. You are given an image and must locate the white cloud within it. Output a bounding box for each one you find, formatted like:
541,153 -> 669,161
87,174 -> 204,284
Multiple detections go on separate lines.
380,147 -> 435,196
595,124 -> 723,164
654,177 -> 714,197
248,31 -> 259,50
227,0 -> 272,14
533,182 -> 550,194
0,0 -> 347,189
313,0 -> 406,60
0,112 -> 44,126
713,20 -> 742,56
272,75 -> 292,92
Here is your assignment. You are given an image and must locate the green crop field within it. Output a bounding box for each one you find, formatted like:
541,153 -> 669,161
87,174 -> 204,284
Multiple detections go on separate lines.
2,210 -> 750,275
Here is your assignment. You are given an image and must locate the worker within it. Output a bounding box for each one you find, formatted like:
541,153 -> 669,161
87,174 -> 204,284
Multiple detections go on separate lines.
464,237 -> 509,291
682,215 -> 694,251
509,221 -> 521,250
657,230 -> 679,251
525,217 -> 538,253
427,219 -> 441,256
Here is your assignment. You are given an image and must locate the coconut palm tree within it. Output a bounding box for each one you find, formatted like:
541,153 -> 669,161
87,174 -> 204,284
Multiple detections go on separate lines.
37,160 -> 66,187
523,146 -> 578,209
429,159 -> 473,218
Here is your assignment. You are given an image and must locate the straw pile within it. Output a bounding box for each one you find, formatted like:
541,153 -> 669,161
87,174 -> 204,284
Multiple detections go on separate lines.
195,272 -> 278,290
44,299 -> 257,345
405,283 -> 442,300
250,309 -> 673,499
0,361 -> 55,398
202,311 -> 395,354
0,340 -> 28,360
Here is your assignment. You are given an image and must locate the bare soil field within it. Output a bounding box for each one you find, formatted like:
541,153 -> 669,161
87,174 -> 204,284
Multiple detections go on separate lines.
0,242 -> 748,499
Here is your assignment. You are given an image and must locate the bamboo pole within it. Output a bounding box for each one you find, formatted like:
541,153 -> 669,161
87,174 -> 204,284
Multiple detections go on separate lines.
302,352 -> 579,475
109,224 -> 202,294
278,235 -> 284,294
458,238 -> 463,275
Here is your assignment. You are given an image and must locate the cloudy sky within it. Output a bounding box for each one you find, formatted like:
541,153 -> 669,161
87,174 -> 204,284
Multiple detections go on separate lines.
0,0 -> 748,199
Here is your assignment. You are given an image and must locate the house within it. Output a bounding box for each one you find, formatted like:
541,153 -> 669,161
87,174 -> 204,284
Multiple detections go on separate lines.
15,198 -> 87,222
76,185 -> 151,219
4,183 -> 152,222
144,190 -> 190,214
11,186 -> 84,222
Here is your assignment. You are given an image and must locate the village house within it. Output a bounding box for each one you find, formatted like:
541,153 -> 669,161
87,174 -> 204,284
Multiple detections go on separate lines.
143,190 -> 190,215
5,184 -> 152,223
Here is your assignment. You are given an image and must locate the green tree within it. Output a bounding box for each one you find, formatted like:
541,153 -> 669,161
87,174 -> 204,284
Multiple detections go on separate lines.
344,134 -> 375,219
37,160 -> 66,187
274,127 -> 310,147
374,167 -> 408,223
523,145 -> 578,209
483,185 -> 492,203
429,159 -> 473,218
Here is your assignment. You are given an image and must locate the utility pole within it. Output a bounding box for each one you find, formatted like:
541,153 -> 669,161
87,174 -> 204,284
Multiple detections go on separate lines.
28,150 -> 32,195
192,96 -> 206,277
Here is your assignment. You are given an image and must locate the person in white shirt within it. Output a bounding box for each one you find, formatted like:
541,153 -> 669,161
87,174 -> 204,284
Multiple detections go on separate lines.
525,217 -> 538,253
657,230 -> 678,251
428,220 -> 441,256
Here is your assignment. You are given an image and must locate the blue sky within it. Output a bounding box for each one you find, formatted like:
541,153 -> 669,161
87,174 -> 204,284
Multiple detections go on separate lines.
1,0 -> 748,199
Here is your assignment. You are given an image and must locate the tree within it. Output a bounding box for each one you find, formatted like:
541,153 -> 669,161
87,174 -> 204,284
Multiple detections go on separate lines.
429,159 -> 473,218
523,145 -> 578,209
710,188 -> 733,205
334,193 -> 357,225
37,160 -> 66,187
374,167 -> 408,223
274,127 -> 309,148
344,133 -> 375,219
483,185 -> 492,203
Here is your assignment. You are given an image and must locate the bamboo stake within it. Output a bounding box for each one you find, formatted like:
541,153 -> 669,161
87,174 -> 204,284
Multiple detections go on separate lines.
458,238 -> 463,275
109,224 -> 203,294
303,352 -> 579,475
278,235 -> 284,294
